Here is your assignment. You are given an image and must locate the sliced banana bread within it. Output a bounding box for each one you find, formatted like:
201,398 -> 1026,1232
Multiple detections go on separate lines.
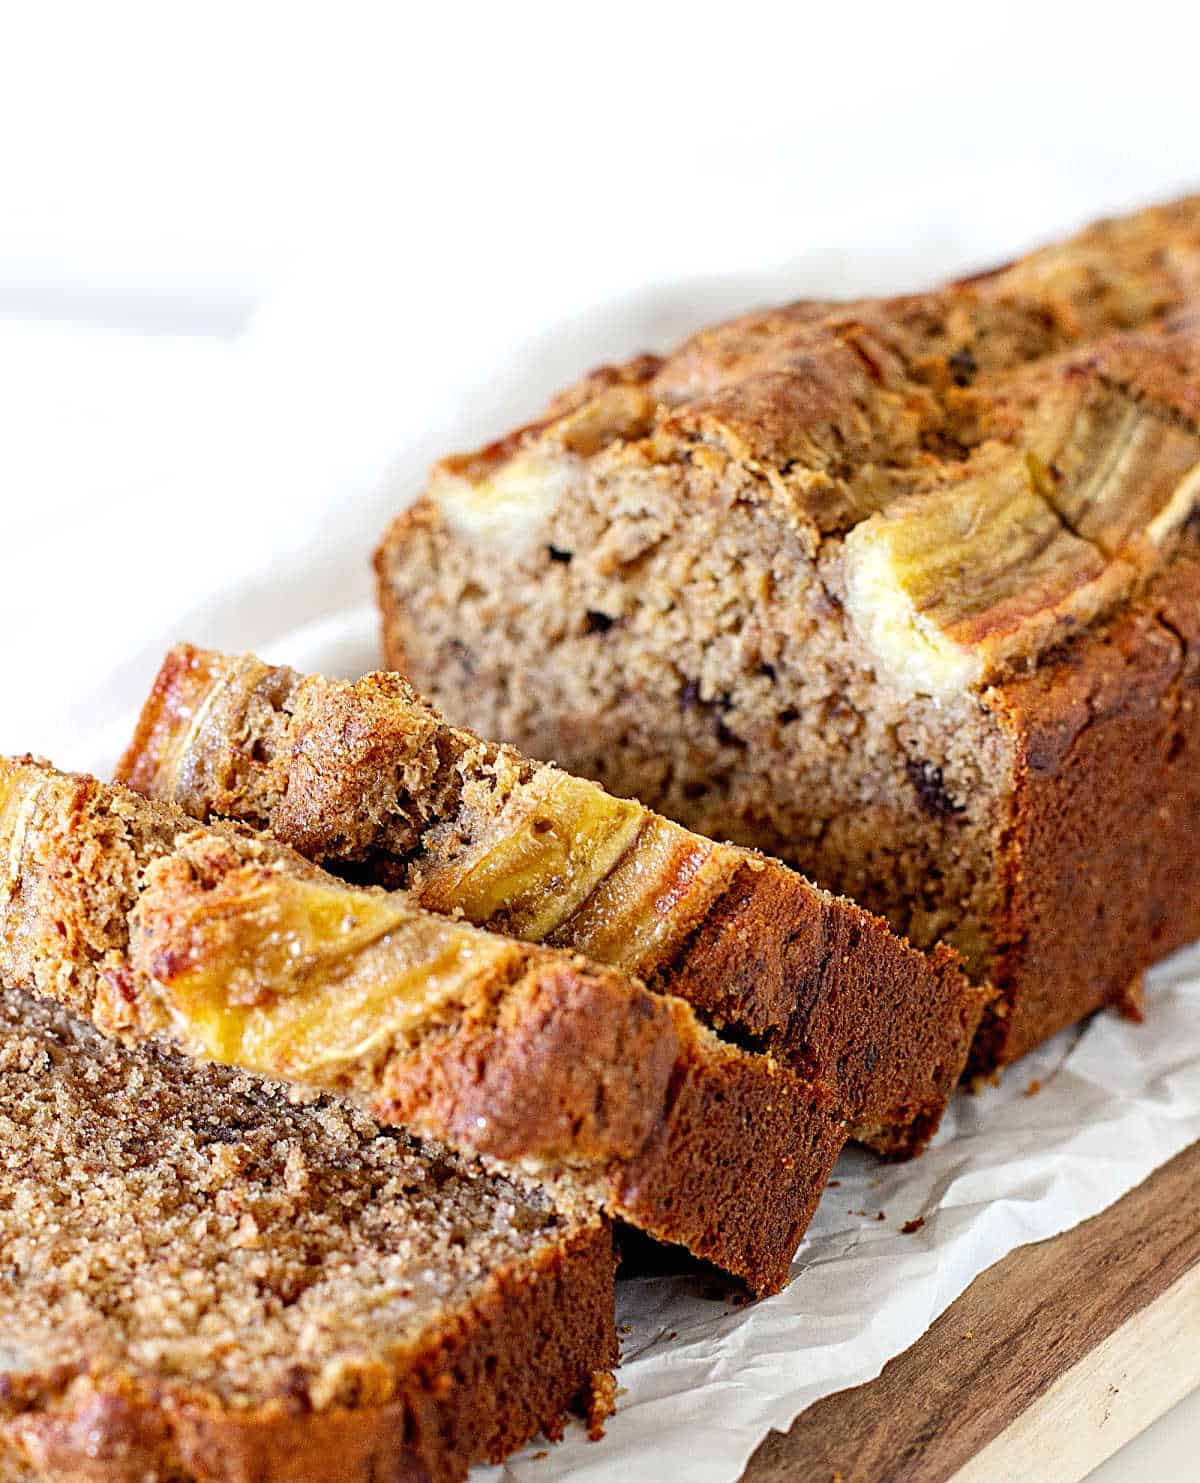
374,193 -> 1200,1072
0,985 -> 616,1483
0,756 -> 845,1294
117,644 -> 980,1156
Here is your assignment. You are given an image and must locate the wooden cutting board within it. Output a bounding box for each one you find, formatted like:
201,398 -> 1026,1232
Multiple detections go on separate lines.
741,1139 -> 1200,1483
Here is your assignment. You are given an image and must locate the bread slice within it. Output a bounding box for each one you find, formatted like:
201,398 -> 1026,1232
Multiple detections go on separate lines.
373,192 -> 1200,1072
0,756 -> 844,1294
116,645 -> 980,1156
0,984 -> 616,1483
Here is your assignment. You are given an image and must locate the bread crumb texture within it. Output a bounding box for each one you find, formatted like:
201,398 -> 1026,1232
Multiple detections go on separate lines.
0,987 -> 614,1482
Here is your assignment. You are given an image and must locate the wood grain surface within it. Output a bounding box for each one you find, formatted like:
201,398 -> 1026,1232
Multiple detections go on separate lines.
741,1139 -> 1200,1483
954,1262 -> 1200,1483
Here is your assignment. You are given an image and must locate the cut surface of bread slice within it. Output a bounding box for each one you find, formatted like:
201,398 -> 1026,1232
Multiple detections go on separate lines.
0,756 -> 844,1294
372,192 -> 1200,1073
0,985 -> 616,1483
117,645 -> 982,1156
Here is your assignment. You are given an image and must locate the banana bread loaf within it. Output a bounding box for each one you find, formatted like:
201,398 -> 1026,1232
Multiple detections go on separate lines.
375,193 -> 1200,1072
0,985 -> 616,1483
117,644 -> 980,1156
0,755 -> 845,1294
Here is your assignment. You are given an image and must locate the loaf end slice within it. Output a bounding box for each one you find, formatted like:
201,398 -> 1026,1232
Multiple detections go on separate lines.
117,645 -> 982,1155
0,756 -> 843,1293
0,986 -> 616,1483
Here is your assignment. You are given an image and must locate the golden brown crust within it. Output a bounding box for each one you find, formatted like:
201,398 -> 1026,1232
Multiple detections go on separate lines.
974,543 -> 1200,1068
986,194 -> 1200,338
374,960 -> 684,1164
648,858 -> 985,1153
118,647 -> 979,1155
5,1222 -> 617,1483
391,197 -> 1199,550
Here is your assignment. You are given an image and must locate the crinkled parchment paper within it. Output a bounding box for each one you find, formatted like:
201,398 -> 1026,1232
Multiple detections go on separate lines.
485,942 -> 1200,1482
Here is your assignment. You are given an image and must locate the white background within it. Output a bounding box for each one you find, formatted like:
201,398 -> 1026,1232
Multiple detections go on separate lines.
1,5 -> 1197,1476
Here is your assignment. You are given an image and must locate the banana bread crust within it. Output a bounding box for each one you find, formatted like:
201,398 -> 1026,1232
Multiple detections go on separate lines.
975,544 -> 1200,1068
650,855 -> 976,1153
7,1226 -> 615,1483
118,647 -> 981,1154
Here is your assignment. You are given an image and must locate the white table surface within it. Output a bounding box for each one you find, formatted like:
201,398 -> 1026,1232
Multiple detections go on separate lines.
1089,1387 -> 1198,1483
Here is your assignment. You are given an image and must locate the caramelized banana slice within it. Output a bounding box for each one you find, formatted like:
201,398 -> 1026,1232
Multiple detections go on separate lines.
845,369 -> 1200,699
130,839 -> 518,1077
549,814 -> 741,973
414,773 -> 743,968
429,451 -> 576,546
1024,377 -> 1200,563
415,771 -> 645,941
843,454 -> 1131,698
